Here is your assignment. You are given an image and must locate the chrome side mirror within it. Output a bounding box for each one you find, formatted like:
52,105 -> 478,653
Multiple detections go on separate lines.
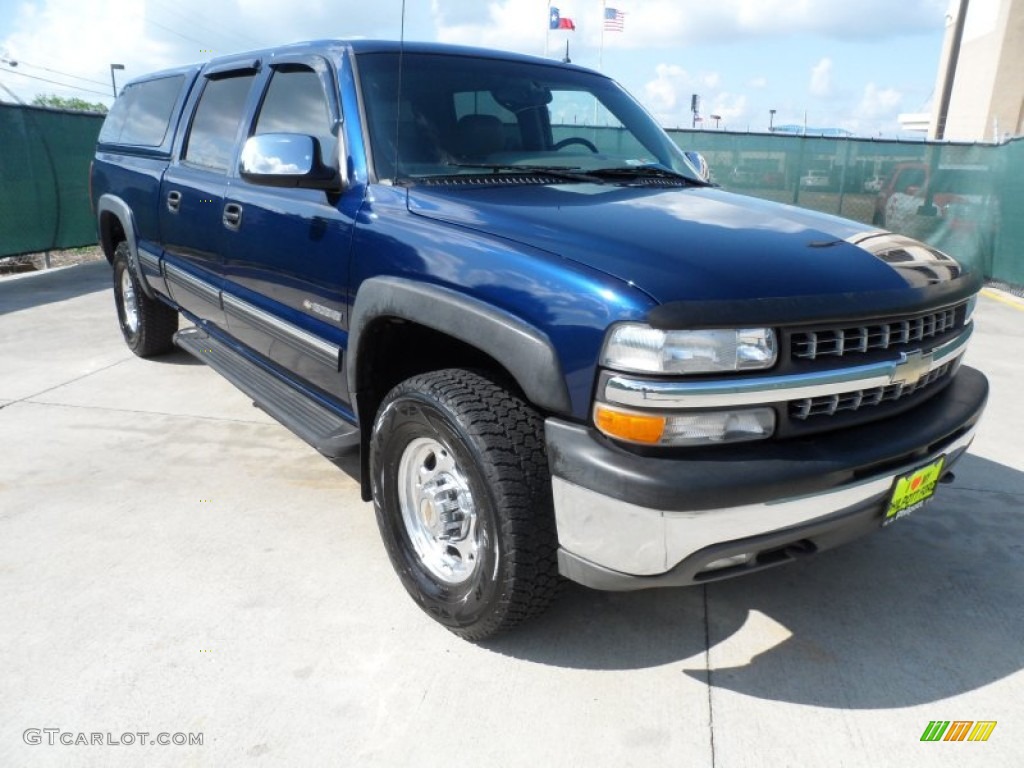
683,151 -> 711,183
239,133 -> 343,191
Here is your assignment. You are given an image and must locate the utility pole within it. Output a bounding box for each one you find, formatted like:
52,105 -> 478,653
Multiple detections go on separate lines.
769,109 -> 776,132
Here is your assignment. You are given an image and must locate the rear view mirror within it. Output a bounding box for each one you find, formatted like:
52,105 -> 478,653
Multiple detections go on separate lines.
240,133 -> 343,191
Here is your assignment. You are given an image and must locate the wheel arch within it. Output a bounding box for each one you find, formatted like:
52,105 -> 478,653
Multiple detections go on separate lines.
348,276 -> 573,500
96,194 -> 154,299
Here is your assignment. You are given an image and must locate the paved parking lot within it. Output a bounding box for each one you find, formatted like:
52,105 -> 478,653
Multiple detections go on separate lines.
1,262 -> 1022,767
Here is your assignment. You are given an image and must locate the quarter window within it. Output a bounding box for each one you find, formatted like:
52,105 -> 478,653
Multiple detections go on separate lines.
99,75 -> 184,147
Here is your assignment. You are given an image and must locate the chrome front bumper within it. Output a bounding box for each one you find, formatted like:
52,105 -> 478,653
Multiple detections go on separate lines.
545,365 -> 988,591
553,427 -> 974,588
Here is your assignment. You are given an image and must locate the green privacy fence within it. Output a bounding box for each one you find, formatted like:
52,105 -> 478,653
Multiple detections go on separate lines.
664,129 -> 1022,286
554,124 -> 1021,286
0,103 -> 103,259
2,103 -> 1021,287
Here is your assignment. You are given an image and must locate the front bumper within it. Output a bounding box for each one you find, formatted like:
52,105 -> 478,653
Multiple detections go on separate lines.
545,366 -> 988,590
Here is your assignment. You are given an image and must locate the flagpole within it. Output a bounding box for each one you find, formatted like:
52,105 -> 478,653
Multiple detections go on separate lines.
600,0 -> 606,71
545,1 -> 551,57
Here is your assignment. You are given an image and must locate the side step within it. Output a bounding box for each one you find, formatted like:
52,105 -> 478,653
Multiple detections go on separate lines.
174,327 -> 359,458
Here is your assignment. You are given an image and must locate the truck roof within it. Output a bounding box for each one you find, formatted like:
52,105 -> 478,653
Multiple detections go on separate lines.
122,39 -> 599,90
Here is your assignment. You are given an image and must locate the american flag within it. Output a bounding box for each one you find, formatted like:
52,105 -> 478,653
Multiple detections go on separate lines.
604,7 -> 625,31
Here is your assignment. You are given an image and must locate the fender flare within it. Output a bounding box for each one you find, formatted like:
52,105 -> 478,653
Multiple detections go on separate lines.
348,276 -> 573,416
96,194 -> 155,299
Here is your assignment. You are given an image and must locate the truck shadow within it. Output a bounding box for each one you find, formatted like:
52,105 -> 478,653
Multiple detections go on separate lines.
0,260 -> 110,316
484,453 -> 1024,709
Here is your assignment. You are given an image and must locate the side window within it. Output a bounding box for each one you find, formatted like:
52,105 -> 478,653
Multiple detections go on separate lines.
183,73 -> 256,172
253,66 -> 335,160
99,75 -> 184,146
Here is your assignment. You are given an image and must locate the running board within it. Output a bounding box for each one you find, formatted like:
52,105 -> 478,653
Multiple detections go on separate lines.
174,327 -> 359,458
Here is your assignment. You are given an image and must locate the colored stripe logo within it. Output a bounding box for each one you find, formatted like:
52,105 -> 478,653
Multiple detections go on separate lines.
920,720 -> 997,742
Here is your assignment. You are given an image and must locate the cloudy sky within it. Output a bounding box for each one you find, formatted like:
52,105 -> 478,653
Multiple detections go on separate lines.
0,0 -> 954,136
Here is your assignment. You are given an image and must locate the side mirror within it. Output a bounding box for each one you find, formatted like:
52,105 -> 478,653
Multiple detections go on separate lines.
240,133 -> 345,191
683,151 -> 711,183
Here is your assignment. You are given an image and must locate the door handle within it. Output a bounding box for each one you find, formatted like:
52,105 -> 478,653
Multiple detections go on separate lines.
223,203 -> 243,230
166,190 -> 181,213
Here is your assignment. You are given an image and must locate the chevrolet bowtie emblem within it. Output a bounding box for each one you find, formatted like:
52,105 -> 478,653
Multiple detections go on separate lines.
892,349 -> 933,387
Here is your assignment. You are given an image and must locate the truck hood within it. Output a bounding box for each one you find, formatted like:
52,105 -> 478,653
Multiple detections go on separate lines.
406,183 -> 965,306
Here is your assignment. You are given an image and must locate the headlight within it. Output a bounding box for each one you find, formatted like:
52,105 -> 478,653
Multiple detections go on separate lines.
601,324 -> 777,374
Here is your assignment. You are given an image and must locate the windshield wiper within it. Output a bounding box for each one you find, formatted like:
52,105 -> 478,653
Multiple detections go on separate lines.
444,163 -> 604,184
588,166 -> 707,185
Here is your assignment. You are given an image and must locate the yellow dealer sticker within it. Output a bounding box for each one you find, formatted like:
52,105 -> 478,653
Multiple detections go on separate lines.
884,456 -> 946,525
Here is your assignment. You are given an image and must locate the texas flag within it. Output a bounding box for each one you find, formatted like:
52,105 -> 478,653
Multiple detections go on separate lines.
549,6 -> 576,30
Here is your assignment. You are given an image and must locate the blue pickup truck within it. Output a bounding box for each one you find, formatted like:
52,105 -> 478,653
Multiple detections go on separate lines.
91,40 -> 987,640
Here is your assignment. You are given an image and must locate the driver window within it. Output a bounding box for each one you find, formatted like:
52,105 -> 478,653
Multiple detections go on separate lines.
254,65 -> 336,163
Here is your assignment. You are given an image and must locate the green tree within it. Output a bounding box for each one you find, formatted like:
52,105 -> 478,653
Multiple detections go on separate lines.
31,93 -> 108,114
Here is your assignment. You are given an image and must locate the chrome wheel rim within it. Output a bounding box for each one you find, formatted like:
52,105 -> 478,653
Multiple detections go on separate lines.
120,269 -> 139,334
397,437 -> 480,585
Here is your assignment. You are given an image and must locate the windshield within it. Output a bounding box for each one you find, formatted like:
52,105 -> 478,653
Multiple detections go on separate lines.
356,52 -> 700,183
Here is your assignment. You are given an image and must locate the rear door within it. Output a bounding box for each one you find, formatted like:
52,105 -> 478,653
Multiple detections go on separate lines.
221,55 -> 359,401
159,65 -> 258,327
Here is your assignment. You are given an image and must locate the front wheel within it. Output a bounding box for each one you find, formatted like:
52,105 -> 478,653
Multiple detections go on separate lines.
370,369 -> 560,640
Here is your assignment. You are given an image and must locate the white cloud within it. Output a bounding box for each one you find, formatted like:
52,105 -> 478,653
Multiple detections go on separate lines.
707,93 -> 748,124
432,0 -> 550,55
810,57 -> 832,97
748,76 -> 768,89
642,63 -> 692,123
641,63 -> 746,128
858,82 -> 903,118
0,0 -> 409,105
555,0 -> 947,49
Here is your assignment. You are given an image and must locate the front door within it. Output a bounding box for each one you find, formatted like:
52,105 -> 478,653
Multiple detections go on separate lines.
221,57 -> 361,405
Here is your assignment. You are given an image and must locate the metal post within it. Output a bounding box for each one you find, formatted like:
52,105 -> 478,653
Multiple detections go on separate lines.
109,63 -> 124,98
934,0 -> 970,140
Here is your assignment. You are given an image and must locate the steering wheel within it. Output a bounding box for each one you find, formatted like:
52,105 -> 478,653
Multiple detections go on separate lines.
552,137 -> 599,153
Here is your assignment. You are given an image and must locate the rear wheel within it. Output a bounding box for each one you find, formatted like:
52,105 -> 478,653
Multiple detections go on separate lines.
113,241 -> 177,357
370,369 -> 560,640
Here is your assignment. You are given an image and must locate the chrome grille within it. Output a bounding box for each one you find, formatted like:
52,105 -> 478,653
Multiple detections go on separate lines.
790,362 -> 953,420
791,305 -> 963,361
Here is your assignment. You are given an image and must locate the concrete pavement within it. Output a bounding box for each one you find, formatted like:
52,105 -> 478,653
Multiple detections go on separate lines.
1,262 -> 1022,767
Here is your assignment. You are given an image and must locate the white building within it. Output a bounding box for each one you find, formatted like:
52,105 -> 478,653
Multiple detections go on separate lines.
931,0 -> 1024,141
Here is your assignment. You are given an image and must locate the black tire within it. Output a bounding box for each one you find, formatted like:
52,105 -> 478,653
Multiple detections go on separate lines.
370,369 -> 560,640
112,241 -> 178,357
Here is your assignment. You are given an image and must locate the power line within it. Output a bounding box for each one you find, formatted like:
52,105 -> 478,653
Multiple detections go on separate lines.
2,58 -> 109,88
146,18 -> 213,48
149,0 -> 263,50
0,68 -> 111,98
